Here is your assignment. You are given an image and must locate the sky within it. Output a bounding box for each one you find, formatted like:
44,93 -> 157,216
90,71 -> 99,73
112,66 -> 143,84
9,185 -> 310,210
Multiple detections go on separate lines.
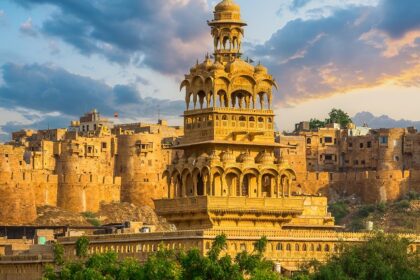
0,0 -> 419,141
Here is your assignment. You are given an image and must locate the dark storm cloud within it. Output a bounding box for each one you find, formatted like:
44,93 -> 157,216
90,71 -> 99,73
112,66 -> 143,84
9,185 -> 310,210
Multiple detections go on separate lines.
377,0 -> 420,38
251,0 -> 420,106
14,0 -> 210,74
0,63 -> 184,118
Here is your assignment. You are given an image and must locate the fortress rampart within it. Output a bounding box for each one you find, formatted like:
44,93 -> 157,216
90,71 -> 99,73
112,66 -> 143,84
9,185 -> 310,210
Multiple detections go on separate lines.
57,174 -> 121,212
293,169 -> 419,203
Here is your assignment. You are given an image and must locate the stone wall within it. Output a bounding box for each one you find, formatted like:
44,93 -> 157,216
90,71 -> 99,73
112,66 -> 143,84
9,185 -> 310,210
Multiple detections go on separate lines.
57,174 -> 121,213
0,172 -> 37,225
293,170 -> 415,203
116,134 -> 172,208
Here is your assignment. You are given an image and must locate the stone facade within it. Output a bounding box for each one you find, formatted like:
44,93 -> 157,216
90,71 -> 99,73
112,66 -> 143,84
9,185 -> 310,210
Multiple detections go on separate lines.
56,1 -> 420,275
1,0 -> 420,272
280,125 -> 420,202
0,112 -> 182,224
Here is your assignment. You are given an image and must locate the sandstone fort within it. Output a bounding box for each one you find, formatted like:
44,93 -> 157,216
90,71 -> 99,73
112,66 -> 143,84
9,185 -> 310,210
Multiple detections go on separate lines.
0,0 -> 419,279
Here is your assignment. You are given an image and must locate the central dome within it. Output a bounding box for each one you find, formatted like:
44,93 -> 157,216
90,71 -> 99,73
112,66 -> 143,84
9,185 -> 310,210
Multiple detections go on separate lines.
215,0 -> 240,12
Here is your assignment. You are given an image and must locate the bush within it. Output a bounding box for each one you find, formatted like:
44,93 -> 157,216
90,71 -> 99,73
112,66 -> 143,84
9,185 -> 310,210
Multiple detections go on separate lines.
45,235 -> 281,280
406,191 -> 420,201
328,202 -> 349,223
376,202 -> 387,213
396,200 -> 411,210
309,233 -> 420,280
357,204 -> 376,218
81,212 -> 96,219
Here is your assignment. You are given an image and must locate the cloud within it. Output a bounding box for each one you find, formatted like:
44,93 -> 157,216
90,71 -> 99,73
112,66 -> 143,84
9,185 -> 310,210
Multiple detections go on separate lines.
252,0 -> 420,106
377,0 -> 420,38
0,63 -> 185,120
47,40 -> 60,55
19,17 -> 38,37
290,0 -> 311,11
15,0 -> 211,74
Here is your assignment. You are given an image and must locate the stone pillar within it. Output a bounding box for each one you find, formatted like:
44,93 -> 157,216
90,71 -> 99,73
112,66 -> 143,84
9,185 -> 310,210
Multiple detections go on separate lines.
221,176 -> 227,196
209,174 -> 213,196
239,175 -> 244,197
257,175 -> 262,197
281,176 -> 285,198
276,177 -> 280,198
270,177 -> 275,197
203,176 -> 208,196
213,92 -> 217,108
182,180 -> 187,197
287,178 -> 292,197
193,176 -> 198,197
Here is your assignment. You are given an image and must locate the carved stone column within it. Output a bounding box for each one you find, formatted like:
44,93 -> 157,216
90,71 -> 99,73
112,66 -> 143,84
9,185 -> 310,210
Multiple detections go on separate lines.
203,176 -> 208,196
257,174 -> 262,198
193,176 -> 198,197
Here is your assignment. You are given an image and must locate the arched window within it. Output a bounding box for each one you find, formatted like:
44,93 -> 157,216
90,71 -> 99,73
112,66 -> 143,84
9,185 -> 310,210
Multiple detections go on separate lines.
249,117 -> 255,122
325,244 -> 330,252
307,138 -> 312,145
239,116 -> 246,121
286,244 -> 291,251
295,244 -> 300,251
258,117 -> 264,123
276,243 -> 282,251
222,115 -> 228,121
268,118 -> 273,123
302,244 -> 307,251
316,244 -> 322,252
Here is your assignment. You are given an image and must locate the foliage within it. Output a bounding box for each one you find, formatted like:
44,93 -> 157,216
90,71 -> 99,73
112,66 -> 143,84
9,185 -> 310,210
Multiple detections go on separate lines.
308,109 -> 353,130
327,108 -> 352,129
328,202 -> 350,224
45,235 -> 281,280
395,199 -> 411,210
376,202 -> 387,213
308,233 -> 420,280
142,246 -> 182,280
53,243 -> 65,266
75,236 -> 90,258
309,118 -> 326,130
82,212 -> 102,226
356,204 -> 376,218
406,191 -> 420,201
81,212 -> 96,219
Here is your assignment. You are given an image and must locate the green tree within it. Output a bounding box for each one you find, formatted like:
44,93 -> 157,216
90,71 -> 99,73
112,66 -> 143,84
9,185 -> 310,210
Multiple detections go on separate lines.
309,118 -> 326,130
327,108 -> 352,128
328,202 -> 350,224
44,235 -> 282,280
309,233 -> 420,280
235,237 -> 281,280
142,246 -> 182,280
53,242 -> 65,266
75,236 -> 90,258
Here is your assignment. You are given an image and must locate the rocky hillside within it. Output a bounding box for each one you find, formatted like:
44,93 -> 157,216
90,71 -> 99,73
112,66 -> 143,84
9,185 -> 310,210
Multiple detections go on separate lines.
329,192 -> 420,233
33,203 -> 174,231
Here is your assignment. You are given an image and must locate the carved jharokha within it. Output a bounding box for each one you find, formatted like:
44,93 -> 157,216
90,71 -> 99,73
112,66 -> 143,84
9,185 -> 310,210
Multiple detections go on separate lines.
157,0 -> 332,232
58,0 -> 420,274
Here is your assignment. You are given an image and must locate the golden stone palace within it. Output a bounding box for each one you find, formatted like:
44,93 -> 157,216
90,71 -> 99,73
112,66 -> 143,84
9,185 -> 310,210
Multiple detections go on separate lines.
56,0 -> 420,274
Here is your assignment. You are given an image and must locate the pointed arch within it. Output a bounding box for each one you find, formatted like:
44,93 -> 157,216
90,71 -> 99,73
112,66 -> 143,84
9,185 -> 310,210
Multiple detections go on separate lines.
180,79 -> 190,92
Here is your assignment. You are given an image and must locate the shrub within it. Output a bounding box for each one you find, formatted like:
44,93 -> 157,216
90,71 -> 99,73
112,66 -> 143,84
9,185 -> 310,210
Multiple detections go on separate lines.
328,202 -> 349,223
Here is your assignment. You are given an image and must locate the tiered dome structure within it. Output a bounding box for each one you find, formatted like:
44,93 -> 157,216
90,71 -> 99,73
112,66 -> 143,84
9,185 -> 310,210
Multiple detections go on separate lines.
156,0 -> 335,233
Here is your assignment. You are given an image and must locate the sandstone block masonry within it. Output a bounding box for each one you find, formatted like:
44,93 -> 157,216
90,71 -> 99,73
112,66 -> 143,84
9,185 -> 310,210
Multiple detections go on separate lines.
0,111 -> 182,225
280,125 -> 420,203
